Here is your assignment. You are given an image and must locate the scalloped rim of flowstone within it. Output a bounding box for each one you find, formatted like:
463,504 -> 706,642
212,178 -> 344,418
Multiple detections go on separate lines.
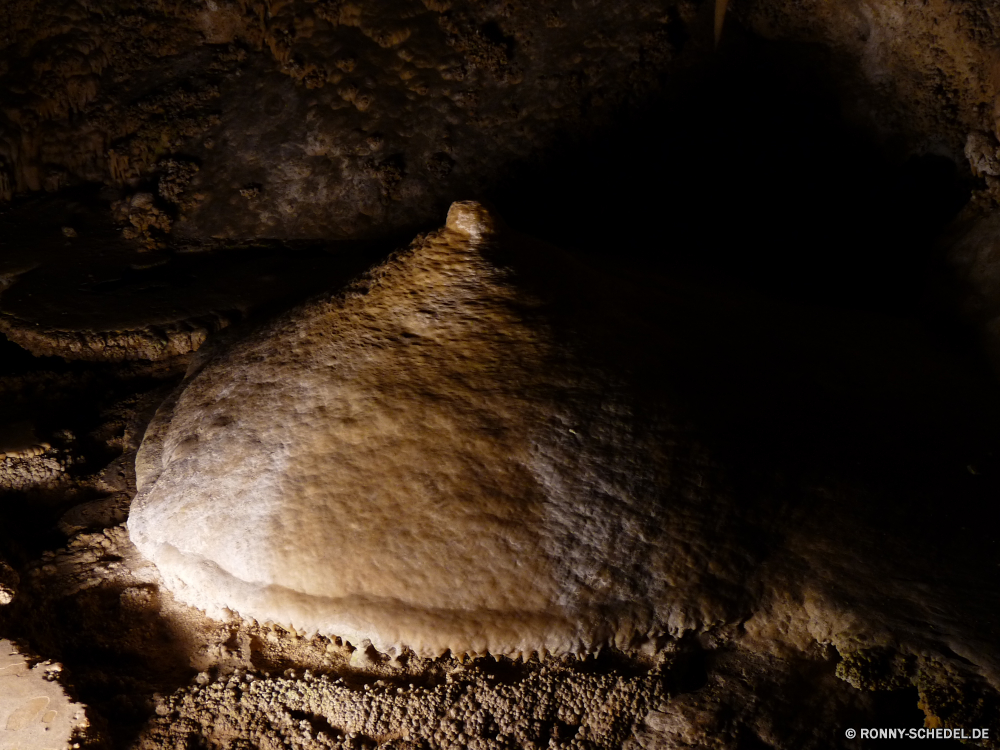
127,201 -> 689,660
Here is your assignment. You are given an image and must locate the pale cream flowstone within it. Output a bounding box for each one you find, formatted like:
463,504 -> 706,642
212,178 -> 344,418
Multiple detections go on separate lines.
0,640 -> 88,750
128,201 -> 756,658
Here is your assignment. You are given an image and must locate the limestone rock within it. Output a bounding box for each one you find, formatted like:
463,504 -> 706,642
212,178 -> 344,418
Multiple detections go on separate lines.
743,0 -> 1000,161
0,0 -> 689,240
137,655 -> 655,750
0,197 -> 381,361
0,420 -> 45,459
128,202 -> 1000,690
129,201 -> 755,658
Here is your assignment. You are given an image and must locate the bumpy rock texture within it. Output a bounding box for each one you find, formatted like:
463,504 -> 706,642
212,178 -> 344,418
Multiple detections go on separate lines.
0,198 -> 388,361
0,0 -> 690,241
130,203 -> 1000,729
0,193 -> 994,746
741,0 -> 1000,159
131,201 -> 737,658
139,657 -> 662,750
5,0 -> 1000,243
4,0 -> 1000,746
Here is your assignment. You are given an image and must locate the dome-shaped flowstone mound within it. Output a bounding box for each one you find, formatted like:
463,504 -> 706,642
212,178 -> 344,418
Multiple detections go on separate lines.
127,201 -> 759,658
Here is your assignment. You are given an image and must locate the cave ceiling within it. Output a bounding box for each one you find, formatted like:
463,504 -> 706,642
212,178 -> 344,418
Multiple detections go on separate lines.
0,0 -> 689,241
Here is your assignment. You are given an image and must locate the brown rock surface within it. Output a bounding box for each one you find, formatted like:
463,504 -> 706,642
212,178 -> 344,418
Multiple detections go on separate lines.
0,197 -> 995,745
3,0 -> 1000,746
0,0 -> 694,241
740,0 -> 1000,160
130,201 -> 757,658
127,203 -> 1000,744
0,197 -> 386,360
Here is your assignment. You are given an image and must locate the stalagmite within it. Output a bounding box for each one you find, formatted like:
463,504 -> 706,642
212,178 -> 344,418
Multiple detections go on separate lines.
128,201 -> 753,657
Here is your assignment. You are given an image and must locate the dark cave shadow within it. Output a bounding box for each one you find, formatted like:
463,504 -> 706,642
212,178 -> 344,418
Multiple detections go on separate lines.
482,27 -> 1000,681
485,54 -> 1000,688
485,28 -> 971,317
480,20 -> 1000,546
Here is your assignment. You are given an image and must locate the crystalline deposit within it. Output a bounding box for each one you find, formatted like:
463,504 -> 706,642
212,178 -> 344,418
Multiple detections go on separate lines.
128,201 -> 759,657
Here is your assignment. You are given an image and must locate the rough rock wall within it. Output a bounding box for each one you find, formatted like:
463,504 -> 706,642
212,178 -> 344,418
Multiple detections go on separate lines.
122,203 -> 1000,747
730,0 -> 1000,376
740,0 -> 1000,162
0,0 -> 701,241
5,0 -> 998,246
